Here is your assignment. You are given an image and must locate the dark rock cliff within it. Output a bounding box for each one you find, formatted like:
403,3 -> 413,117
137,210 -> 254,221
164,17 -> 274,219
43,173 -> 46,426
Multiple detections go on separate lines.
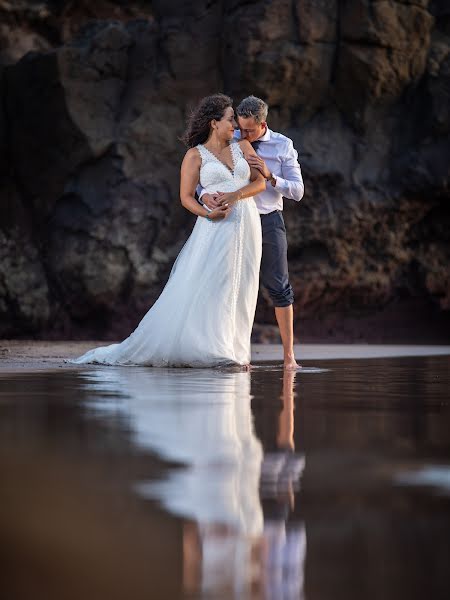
1,0 -> 449,342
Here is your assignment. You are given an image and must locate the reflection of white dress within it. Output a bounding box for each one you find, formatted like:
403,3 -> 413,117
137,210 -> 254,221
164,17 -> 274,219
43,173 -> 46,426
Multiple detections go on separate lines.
71,142 -> 262,367
82,368 -> 263,535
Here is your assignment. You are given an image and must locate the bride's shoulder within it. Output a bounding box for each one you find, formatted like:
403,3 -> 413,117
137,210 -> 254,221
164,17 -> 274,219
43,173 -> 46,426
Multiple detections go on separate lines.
182,146 -> 202,164
180,147 -> 202,175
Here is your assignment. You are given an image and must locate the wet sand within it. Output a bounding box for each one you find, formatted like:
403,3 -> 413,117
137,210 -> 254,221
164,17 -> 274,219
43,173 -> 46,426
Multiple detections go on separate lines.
1,354 -> 449,600
0,340 -> 449,372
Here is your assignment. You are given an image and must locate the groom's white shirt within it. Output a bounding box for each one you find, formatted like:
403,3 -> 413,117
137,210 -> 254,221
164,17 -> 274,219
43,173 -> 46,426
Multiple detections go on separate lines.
198,127 -> 304,214
234,127 -> 304,214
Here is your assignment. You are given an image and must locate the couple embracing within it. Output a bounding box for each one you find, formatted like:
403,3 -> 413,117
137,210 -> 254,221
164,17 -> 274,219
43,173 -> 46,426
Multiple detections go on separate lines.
72,94 -> 304,370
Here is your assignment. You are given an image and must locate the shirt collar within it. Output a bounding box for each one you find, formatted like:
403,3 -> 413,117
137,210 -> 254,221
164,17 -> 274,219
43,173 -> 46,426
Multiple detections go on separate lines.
258,127 -> 271,142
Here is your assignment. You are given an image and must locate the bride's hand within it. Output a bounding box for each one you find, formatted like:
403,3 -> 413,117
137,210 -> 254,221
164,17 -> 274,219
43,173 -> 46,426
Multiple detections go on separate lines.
208,204 -> 231,221
217,191 -> 240,207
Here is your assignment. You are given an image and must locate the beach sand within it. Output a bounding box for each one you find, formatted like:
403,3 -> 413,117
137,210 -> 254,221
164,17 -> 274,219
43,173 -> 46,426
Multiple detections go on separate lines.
0,340 -> 448,372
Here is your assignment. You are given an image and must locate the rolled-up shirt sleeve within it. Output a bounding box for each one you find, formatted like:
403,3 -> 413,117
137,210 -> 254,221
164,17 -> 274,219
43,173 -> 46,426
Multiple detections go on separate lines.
273,139 -> 304,202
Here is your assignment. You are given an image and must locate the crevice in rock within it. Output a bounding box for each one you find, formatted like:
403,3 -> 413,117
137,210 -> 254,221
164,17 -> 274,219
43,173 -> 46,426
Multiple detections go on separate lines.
223,0 -> 260,17
330,0 -> 342,86
290,0 -> 301,45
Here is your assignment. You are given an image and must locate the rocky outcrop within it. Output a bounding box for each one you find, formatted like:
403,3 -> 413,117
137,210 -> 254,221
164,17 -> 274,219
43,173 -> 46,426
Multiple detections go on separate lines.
0,0 -> 449,341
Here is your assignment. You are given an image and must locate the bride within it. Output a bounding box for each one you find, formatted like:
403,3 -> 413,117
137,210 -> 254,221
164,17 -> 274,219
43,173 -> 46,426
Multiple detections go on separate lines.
70,94 -> 266,367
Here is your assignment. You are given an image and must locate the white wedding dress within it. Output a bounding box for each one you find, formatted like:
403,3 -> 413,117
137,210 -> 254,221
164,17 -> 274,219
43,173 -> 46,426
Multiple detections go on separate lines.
71,141 -> 262,367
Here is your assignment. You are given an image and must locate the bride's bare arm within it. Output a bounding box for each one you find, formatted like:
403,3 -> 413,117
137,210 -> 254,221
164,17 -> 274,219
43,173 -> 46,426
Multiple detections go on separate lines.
180,149 -> 230,220
240,139 -> 267,195
216,140 -> 265,207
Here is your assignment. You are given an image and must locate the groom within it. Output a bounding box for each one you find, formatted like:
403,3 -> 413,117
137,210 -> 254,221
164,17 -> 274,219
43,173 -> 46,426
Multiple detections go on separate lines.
202,95 -> 304,370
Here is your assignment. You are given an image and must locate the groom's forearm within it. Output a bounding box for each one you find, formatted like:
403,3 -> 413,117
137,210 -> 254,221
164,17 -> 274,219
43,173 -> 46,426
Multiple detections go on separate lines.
273,174 -> 304,202
275,146 -> 305,201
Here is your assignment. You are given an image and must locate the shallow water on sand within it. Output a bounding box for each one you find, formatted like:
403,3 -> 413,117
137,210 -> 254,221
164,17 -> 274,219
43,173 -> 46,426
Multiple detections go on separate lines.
0,355 -> 449,600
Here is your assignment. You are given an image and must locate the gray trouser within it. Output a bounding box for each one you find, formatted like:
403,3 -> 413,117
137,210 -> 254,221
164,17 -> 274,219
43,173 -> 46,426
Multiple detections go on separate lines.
260,210 -> 294,307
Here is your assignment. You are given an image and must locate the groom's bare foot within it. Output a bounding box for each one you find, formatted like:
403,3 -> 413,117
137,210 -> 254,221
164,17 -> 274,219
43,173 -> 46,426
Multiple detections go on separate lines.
284,355 -> 301,371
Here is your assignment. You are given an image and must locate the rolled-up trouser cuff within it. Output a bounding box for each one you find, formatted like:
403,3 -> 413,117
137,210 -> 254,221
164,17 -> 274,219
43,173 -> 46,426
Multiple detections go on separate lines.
268,286 -> 295,307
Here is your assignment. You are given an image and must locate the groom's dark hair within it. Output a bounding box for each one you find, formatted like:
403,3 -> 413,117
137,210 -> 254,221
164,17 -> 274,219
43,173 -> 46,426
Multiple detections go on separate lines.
236,96 -> 268,124
181,94 -> 233,148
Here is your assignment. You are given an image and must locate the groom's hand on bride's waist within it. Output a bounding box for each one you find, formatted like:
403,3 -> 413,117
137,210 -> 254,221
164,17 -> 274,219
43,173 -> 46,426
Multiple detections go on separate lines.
202,192 -> 220,210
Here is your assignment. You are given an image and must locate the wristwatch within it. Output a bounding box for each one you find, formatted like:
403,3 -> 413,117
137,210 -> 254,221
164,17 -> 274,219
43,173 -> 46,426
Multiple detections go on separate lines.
268,172 -> 276,187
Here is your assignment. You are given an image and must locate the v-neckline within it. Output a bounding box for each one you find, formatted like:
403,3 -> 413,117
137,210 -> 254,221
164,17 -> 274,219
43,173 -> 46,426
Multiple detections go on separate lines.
201,143 -> 236,175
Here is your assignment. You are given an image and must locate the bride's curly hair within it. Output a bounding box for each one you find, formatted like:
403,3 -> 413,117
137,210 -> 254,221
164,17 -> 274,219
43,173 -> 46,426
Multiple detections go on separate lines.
181,93 -> 233,148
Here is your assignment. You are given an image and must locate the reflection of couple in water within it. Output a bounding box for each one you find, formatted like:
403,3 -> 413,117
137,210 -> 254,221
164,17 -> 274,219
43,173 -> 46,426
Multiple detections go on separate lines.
180,369 -> 306,599
83,366 -> 305,598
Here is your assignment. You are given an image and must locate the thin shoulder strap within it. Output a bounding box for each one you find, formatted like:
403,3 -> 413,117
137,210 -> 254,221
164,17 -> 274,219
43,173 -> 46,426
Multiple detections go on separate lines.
196,144 -> 208,163
231,140 -> 244,160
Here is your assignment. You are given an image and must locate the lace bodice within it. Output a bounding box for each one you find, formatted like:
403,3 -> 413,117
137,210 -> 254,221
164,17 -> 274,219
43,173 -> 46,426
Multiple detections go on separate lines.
197,141 -> 250,193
